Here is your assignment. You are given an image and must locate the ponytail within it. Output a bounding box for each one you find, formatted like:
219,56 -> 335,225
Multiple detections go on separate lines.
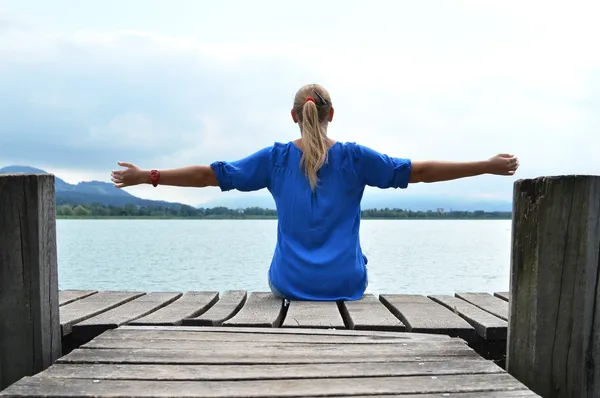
300,99 -> 329,191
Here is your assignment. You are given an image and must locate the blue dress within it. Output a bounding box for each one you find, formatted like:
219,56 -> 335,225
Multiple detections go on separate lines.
211,141 -> 412,301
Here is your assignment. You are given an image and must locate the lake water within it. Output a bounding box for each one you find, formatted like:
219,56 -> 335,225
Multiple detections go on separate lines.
56,219 -> 512,295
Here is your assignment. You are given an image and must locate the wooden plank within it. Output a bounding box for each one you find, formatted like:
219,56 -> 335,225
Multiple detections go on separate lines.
72,292 -> 182,331
379,294 -> 476,340
60,291 -> 145,336
352,393 -> 540,398
40,359 -> 503,380
100,328 -> 437,344
183,290 -> 247,326
494,291 -> 510,302
0,374 -> 533,397
129,292 -> 218,326
57,344 -> 479,364
339,294 -> 405,331
222,292 -> 284,327
429,295 -> 507,341
81,336 -> 469,352
0,174 -> 61,389
282,300 -> 345,329
507,175 -> 600,398
59,290 -> 98,306
455,292 -> 509,321
119,325 -> 451,340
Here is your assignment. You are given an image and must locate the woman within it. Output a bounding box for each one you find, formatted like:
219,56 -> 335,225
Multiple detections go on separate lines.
111,83 -> 519,301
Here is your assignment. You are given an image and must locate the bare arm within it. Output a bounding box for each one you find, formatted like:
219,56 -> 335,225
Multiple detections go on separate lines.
409,154 -> 519,183
111,162 -> 218,188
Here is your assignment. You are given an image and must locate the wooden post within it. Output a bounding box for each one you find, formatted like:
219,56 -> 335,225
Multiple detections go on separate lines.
507,175 -> 600,398
0,174 -> 61,389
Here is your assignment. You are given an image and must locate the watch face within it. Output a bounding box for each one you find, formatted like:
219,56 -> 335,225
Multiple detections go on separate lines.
150,170 -> 159,185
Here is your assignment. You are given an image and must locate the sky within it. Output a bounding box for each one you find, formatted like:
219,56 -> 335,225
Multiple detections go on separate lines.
0,0 -> 598,206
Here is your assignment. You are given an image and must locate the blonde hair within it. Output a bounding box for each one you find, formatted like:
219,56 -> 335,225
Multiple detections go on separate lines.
292,84 -> 333,191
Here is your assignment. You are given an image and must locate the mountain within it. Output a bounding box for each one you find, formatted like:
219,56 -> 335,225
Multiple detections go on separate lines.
2,165 -> 513,211
0,165 -> 184,208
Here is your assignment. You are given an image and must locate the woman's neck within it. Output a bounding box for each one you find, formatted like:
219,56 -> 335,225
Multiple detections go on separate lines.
293,137 -> 337,151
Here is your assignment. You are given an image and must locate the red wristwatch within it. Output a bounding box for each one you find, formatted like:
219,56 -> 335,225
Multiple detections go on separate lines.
149,170 -> 160,187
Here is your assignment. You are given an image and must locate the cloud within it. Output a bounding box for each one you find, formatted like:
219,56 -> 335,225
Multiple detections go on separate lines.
0,2 -> 598,206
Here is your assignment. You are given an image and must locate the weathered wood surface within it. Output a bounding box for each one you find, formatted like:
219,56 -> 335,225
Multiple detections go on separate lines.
55,289 -> 513,342
0,327 -> 539,397
340,293 -> 406,331
379,294 -> 477,340
223,292 -> 284,327
58,290 -> 97,306
0,174 -> 61,390
129,291 -> 218,326
429,295 -> 507,340
494,291 -> 510,302
71,292 -> 181,340
507,175 -> 600,398
39,359 -> 502,380
282,300 -> 345,329
60,291 -> 144,335
183,290 -> 247,326
116,325 -> 443,340
455,292 -> 509,321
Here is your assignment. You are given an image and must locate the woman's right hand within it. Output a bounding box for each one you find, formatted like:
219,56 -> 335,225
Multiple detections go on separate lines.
111,162 -> 146,188
487,154 -> 520,176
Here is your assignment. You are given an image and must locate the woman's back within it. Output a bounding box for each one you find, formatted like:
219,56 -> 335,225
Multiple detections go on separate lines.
211,139 -> 412,300
271,141 -> 367,301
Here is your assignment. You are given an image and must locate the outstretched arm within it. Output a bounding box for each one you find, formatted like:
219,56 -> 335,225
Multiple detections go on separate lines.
111,162 -> 218,188
409,154 -> 519,183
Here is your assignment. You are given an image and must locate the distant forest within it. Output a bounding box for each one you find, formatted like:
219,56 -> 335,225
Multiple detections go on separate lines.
56,203 -> 511,220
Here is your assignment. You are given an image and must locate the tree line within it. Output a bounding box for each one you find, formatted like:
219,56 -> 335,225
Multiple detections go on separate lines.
55,203 -> 511,220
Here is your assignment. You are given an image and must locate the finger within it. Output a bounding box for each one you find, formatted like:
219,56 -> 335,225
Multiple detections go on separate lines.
113,183 -> 127,188
498,153 -> 513,158
118,161 -> 134,168
111,177 -> 123,184
111,170 -> 124,176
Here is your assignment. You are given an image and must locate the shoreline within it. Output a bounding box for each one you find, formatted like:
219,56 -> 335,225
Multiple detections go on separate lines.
56,216 -> 511,220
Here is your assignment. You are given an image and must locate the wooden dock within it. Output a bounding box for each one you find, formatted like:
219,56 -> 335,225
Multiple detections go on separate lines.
1,325 -> 539,397
4,173 -> 600,397
56,290 -> 511,346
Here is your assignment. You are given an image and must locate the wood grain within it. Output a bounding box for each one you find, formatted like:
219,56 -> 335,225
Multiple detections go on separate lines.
99,328 -> 434,344
0,174 -> 61,389
60,291 -> 145,335
39,359 -> 503,380
223,292 -> 284,327
429,295 -> 507,340
456,292 -> 509,321
379,294 -> 476,340
119,325 -> 447,340
57,344 -> 478,364
494,292 -> 510,302
183,290 -> 247,326
59,290 -> 98,306
71,292 -> 181,339
0,374 -> 532,397
282,300 -> 345,329
507,175 -> 600,398
129,291 -> 218,326
340,294 -> 405,331
1,324 -> 537,397
81,336 -> 469,352
350,393 -> 539,398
